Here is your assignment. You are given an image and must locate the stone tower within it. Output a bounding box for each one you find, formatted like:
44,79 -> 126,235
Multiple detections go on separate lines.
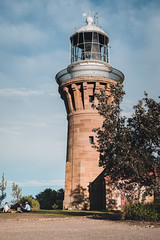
55,16 -> 124,210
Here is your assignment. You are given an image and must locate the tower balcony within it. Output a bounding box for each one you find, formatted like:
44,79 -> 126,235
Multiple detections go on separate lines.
56,60 -> 124,86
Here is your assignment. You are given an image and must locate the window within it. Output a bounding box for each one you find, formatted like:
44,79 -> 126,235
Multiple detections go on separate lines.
84,32 -> 92,42
93,32 -> 98,43
89,95 -> 94,103
89,136 -> 94,144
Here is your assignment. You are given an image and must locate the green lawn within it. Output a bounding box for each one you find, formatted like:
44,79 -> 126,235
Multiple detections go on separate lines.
31,209 -> 122,219
0,208 -> 122,220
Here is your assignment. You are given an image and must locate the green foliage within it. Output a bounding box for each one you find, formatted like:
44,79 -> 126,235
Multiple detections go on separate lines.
127,92 -> 160,197
123,202 -> 160,221
93,84 -> 128,178
93,83 -> 133,191
11,182 -> 22,204
36,188 -> 57,210
36,188 -> 64,210
20,196 -> 40,209
56,200 -> 63,209
52,203 -> 58,210
11,195 -> 40,210
0,173 -> 7,206
93,84 -> 160,198
57,188 -> 64,201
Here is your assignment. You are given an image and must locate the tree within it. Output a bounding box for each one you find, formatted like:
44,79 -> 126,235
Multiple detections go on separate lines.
93,83 -> 160,200
0,173 -> 7,206
92,83 -> 131,184
35,188 -> 64,209
57,188 -> 64,201
56,188 -> 64,209
127,93 -> 160,200
35,188 -> 57,209
20,196 -> 40,209
11,182 -> 22,204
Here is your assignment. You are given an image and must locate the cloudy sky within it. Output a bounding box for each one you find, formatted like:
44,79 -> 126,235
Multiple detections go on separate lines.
0,0 -> 160,203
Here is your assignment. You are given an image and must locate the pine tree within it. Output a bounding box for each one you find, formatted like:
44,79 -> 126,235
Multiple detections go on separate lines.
0,173 -> 7,206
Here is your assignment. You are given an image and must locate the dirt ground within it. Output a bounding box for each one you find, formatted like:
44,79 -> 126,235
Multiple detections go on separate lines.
0,213 -> 160,240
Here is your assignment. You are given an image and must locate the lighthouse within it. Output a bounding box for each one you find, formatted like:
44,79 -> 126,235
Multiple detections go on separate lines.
55,16 -> 124,210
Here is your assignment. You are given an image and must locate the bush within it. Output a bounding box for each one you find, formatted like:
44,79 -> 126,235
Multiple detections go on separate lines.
11,196 -> 40,210
20,196 -> 40,209
36,188 -> 57,210
35,188 -> 64,210
12,196 -> 40,210
52,204 -> 58,210
56,200 -> 63,209
123,201 -> 160,221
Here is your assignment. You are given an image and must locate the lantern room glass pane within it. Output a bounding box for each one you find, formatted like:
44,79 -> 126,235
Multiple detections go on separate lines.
104,36 -> 108,45
92,43 -> 100,53
73,35 -> 78,46
85,43 -> 91,52
79,43 -> 84,49
84,32 -> 92,42
99,34 -> 104,45
78,33 -> 83,44
93,32 -> 98,42
70,31 -> 109,63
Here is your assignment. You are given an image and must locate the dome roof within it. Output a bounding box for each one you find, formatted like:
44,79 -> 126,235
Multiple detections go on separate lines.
77,24 -> 106,34
73,16 -> 109,37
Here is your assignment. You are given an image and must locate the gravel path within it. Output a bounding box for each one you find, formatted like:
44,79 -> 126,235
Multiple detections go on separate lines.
0,214 -> 159,240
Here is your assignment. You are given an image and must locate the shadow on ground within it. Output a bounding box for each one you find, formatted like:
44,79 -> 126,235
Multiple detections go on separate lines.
86,212 -> 122,221
30,209 -> 122,220
0,209 -> 122,221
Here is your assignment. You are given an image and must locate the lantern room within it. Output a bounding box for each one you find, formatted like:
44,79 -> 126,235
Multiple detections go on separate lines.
70,16 -> 110,63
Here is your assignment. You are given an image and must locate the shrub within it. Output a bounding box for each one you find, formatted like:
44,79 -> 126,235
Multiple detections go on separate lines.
123,201 -> 160,221
56,200 -> 63,209
10,196 -> 40,210
35,188 -> 57,209
20,196 -> 40,209
52,204 -> 58,210
35,188 -> 64,210
12,196 -> 40,210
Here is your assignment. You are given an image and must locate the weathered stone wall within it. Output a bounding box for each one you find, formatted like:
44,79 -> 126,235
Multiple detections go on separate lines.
59,77 -> 116,209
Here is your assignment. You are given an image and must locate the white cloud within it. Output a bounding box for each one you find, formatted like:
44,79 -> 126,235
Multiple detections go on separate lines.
0,50 -> 69,89
3,0 -> 34,18
0,22 -> 49,49
0,88 -> 44,97
105,5 -> 160,101
46,0 -> 92,32
0,127 -> 22,135
0,113 -> 67,138
0,0 -> 159,199
7,179 -> 64,187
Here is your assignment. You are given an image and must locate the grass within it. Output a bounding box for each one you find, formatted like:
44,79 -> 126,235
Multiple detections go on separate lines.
30,209 -> 122,220
32,209 -> 107,215
0,208 -> 122,220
